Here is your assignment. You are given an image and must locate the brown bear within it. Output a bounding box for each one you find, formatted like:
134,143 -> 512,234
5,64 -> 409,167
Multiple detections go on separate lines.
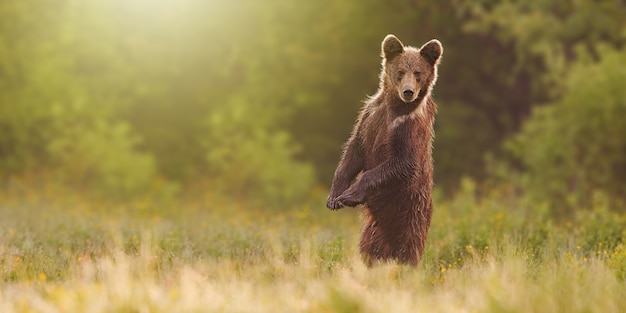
326,34 -> 442,266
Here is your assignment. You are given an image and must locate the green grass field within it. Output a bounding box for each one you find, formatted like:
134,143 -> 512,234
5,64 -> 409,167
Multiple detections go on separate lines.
1,182 -> 626,312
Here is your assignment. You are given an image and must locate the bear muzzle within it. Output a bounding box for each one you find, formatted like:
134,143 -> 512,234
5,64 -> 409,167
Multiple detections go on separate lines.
400,87 -> 419,103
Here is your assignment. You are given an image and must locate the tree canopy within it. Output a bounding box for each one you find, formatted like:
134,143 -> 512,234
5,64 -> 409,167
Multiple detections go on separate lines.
1,0 -> 624,211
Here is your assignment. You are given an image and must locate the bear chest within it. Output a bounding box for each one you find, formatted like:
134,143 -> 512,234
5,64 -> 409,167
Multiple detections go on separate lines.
361,110 -> 400,168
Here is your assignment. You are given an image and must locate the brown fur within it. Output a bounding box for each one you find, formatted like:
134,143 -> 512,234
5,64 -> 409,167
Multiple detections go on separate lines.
326,35 -> 443,266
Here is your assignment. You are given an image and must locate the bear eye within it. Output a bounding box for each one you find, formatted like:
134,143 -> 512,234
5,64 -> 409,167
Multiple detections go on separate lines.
396,70 -> 405,82
414,71 -> 421,81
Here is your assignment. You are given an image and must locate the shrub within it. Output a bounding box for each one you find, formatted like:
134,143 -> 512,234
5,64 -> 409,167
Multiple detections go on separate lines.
506,46 -> 626,213
48,119 -> 157,198
204,96 -> 315,206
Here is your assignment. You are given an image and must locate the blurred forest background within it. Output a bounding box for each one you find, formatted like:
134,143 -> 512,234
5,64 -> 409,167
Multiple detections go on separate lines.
1,0 -> 625,215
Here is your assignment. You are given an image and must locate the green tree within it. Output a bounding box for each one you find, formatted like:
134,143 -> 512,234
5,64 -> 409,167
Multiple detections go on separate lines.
464,0 -> 626,210
507,47 -> 626,212
0,0 -> 158,197
204,96 -> 314,205
461,0 -> 626,89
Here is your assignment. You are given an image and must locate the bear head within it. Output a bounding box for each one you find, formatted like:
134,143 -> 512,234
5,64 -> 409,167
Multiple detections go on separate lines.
381,35 -> 443,103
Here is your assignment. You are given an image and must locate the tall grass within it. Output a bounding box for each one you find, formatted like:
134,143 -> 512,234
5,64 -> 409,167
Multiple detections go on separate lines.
1,178 -> 625,312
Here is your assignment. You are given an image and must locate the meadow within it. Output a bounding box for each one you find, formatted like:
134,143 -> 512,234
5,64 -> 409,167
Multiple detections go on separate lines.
1,179 -> 625,313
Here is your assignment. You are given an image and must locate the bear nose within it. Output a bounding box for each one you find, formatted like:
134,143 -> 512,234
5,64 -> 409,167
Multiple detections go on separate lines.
403,89 -> 414,98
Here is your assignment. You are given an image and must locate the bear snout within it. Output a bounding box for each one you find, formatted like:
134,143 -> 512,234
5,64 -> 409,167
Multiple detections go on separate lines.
399,87 -> 418,102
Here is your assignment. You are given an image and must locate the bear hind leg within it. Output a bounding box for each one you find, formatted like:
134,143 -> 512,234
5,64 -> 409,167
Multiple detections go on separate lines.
359,219 -> 395,266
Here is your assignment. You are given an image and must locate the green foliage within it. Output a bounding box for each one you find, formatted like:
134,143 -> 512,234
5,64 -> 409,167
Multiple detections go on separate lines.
48,118 -> 156,198
205,96 -> 314,205
461,0 -> 626,90
1,0 -> 625,208
0,99 -> 50,173
463,0 -> 626,212
0,0 -> 162,197
507,47 -> 626,211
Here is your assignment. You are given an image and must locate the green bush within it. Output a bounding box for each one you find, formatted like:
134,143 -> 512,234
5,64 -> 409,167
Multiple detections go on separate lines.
506,46 -> 626,213
204,96 -> 315,206
48,118 -> 157,198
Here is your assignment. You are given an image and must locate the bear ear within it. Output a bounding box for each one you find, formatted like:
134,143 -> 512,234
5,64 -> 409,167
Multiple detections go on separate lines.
382,35 -> 404,60
419,39 -> 443,66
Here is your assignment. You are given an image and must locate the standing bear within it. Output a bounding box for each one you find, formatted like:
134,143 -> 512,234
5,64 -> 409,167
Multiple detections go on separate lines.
326,35 -> 443,266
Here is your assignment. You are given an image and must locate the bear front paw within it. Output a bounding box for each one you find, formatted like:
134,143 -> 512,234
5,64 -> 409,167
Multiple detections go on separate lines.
336,188 -> 366,208
326,196 -> 345,210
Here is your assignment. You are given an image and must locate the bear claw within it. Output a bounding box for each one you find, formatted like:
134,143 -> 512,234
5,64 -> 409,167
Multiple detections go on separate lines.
326,197 -> 345,210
